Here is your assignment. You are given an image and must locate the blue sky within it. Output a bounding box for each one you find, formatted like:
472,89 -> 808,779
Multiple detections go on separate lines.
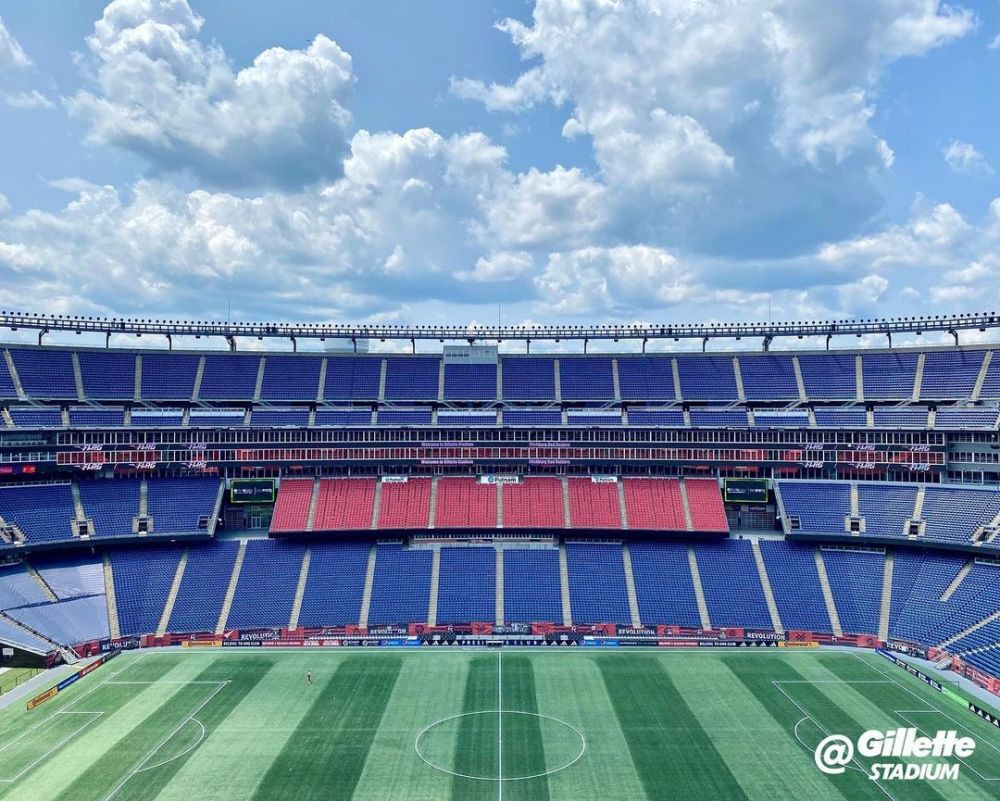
0,0 -> 998,344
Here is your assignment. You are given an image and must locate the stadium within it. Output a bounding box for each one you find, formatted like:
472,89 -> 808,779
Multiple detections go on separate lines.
0,310 -> 998,801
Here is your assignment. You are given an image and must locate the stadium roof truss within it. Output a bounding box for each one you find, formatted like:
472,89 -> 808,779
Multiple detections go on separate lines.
1,310 -> 999,352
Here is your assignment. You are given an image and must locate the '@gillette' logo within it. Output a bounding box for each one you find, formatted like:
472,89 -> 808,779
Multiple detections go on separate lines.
814,728 -> 974,781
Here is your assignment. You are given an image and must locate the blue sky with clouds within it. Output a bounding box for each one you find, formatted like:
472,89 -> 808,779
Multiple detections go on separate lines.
0,0 -> 998,341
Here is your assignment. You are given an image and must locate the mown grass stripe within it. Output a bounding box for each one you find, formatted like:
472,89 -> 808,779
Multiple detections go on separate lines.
49,660 -> 235,801
349,652 -> 468,801
103,656 -> 274,801
531,654 -> 648,801
500,654 -> 550,801
668,654 -> 853,801
451,656 -> 499,801
250,655 -> 402,801
598,656 -> 750,801
820,655 -> 1000,801
728,653 -> 950,801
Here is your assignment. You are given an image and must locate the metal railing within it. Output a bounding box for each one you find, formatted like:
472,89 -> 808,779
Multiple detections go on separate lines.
1,310 -> 997,351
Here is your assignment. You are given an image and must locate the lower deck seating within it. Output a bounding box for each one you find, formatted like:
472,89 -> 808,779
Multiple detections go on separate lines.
565,543 -> 631,624
821,548 -> 883,635
110,546 -> 182,636
4,537 -> 1000,676
226,540 -> 305,629
297,542 -> 371,627
166,541 -> 238,633
503,548 -> 563,623
436,547 -> 495,623
693,541 -> 772,629
366,544 -> 432,626
6,594 -> 109,645
629,541 -> 701,626
758,540 -> 830,632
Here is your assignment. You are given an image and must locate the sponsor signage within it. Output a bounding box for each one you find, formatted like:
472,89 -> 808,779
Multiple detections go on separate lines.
26,650 -> 119,710
479,475 -> 520,485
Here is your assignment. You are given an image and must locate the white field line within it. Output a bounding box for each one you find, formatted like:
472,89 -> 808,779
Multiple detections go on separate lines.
771,680 -> 899,801
102,680 -> 228,801
498,648 -> 503,801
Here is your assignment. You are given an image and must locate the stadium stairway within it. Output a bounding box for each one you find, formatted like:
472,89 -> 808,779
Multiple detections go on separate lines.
678,480 -> 695,531
495,549 -> 504,625
357,544 -> 377,628
27,563 -> 57,602
938,608 -> 1000,650
428,479 -> 439,528
288,546 -> 311,629
940,561 -> 972,601
617,483 -> 629,530
306,481 -> 321,533
877,551 -> 893,641
102,553 -> 121,639
621,543 -> 643,628
750,541 -> 784,634
813,549 -> 844,637
216,540 -> 247,633
158,548 -> 188,637
370,482 -> 382,529
558,543 -> 573,626
427,548 -> 441,626
687,546 -> 712,629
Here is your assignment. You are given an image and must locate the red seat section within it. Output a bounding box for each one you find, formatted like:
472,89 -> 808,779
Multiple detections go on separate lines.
435,478 -> 497,528
313,479 -> 375,530
377,479 -> 432,529
503,478 -> 565,528
686,479 -> 729,532
568,478 -> 622,528
270,478 -> 313,532
623,478 -> 686,530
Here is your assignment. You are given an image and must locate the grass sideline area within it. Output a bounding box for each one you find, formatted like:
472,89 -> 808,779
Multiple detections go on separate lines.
0,649 -> 997,801
0,669 -> 42,697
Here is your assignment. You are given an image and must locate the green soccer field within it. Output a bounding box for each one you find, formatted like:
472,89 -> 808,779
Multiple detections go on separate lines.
1,648 -> 998,801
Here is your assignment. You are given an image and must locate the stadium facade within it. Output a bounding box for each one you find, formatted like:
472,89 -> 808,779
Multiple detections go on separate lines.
0,313 -> 998,699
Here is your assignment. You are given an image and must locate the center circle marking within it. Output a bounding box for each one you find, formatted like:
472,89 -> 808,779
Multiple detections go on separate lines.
414,710 -> 587,781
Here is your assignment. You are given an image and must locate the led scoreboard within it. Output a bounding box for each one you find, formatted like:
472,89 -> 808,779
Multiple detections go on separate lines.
229,478 -> 276,504
724,478 -> 769,504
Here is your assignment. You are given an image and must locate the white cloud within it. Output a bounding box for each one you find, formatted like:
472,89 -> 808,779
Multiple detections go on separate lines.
0,16 -> 30,68
68,0 -> 355,189
483,166 -> 609,249
3,90 -> 55,109
533,245 -> 700,315
0,192 -> 9,216
991,32 -> 1000,50
460,252 -> 535,282
817,200 -> 972,269
453,0 -> 974,252
943,140 -> 993,176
